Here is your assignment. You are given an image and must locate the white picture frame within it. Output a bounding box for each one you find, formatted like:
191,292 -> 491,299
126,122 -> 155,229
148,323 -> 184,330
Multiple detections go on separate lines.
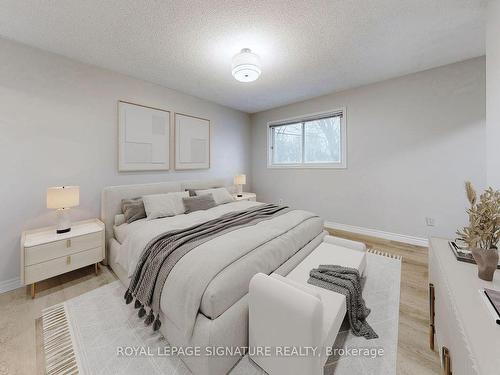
174,113 -> 210,170
118,101 -> 171,171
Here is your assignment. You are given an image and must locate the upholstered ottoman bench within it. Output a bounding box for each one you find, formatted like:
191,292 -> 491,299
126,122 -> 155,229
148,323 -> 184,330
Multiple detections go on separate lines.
248,235 -> 367,375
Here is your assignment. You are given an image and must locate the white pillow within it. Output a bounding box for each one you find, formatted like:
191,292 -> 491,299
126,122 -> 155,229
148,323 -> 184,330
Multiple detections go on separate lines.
194,187 -> 234,205
113,223 -> 129,244
114,214 -> 125,226
142,191 -> 189,219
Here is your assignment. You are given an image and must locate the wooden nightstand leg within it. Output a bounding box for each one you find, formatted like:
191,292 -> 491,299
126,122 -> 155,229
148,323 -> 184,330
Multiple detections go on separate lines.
95,263 -> 99,276
31,283 -> 35,299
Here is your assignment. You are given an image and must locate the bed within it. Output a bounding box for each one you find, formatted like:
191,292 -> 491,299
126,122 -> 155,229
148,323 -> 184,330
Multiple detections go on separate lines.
101,179 -> 325,375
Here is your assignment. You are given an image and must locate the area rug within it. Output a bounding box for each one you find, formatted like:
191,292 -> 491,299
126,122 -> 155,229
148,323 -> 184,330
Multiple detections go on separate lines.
40,250 -> 401,375
324,249 -> 402,374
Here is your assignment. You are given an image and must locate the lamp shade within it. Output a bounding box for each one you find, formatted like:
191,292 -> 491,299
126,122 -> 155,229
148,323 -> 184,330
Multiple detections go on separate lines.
234,175 -> 246,185
47,186 -> 80,209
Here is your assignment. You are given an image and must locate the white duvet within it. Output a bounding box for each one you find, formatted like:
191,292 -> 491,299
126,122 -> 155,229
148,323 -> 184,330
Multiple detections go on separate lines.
116,200 -> 262,275
115,200 -> 323,339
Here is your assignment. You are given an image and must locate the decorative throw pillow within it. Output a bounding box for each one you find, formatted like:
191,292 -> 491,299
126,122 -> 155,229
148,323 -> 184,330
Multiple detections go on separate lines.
183,194 -> 217,213
194,187 -> 234,205
121,198 -> 146,224
142,191 -> 189,220
114,214 -> 126,226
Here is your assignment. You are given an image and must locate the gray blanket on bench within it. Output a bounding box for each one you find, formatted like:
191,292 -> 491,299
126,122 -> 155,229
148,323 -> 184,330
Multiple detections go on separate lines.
124,203 -> 290,331
308,264 -> 378,339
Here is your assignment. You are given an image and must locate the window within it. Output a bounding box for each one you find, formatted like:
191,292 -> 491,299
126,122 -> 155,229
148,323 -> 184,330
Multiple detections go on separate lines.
268,110 -> 346,168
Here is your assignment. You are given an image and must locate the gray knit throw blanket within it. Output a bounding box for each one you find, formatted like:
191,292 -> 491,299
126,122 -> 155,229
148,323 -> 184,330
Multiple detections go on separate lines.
308,265 -> 378,339
124,203 -> 290,331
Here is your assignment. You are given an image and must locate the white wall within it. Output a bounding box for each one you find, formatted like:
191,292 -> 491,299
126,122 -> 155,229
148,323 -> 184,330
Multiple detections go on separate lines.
251,58 -> 486,240
0,38 -> 251,287
486,1 -> 500,189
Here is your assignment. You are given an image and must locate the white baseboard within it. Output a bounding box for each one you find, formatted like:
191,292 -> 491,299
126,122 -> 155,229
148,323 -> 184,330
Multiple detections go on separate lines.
0,277 -> 22,294
324,221 -> 429,247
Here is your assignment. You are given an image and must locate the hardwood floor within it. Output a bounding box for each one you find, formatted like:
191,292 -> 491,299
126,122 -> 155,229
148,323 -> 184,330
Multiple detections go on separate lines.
0,265 -> 116,375
327,228 -> 441,375
0,230 -> 441,375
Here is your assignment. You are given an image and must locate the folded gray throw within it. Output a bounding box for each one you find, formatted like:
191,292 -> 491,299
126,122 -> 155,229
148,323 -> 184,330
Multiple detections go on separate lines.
124,203 -> 290,331
308,265 -> 378,339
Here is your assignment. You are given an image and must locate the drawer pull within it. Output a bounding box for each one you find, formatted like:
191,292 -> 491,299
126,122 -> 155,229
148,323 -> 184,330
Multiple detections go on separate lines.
442,346 -> 451,375
66,239 -> 71,248
429,283 -> 435,351
66,256 -> 71,265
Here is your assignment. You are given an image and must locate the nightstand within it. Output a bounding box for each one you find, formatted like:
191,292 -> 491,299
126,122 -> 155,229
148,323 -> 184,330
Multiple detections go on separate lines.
20,218 -> 105,298
232,192 -> 257,202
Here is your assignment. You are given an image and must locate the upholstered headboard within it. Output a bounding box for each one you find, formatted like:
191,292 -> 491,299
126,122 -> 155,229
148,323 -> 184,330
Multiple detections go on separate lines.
101,178 -> 231,263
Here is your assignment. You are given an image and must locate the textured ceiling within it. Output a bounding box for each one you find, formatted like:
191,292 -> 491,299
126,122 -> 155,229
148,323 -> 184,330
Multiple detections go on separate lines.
0,0 -> 486,113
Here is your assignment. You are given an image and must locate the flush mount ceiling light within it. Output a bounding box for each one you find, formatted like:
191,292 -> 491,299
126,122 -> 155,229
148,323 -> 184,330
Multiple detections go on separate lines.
231,48 -> 261,82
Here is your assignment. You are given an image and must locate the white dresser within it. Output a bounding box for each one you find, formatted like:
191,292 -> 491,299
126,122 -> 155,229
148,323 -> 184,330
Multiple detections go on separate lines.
429,238 -> 500,375
21,219 -> 105,298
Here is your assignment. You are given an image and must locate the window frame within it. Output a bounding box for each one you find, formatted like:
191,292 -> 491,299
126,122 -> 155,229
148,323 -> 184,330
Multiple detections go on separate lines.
267,108 -> 347,169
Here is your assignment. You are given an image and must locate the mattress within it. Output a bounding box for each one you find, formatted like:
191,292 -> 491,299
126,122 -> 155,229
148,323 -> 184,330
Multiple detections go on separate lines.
115,200 -> 323,337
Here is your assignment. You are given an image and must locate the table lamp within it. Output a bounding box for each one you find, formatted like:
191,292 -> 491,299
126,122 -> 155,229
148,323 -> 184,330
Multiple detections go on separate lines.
47,186 -> 80,234
234,175 -> 246,197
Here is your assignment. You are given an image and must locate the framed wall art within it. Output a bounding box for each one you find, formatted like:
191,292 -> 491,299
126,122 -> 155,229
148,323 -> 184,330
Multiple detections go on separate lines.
118,101 -> 171,171
174,113 -> 210,170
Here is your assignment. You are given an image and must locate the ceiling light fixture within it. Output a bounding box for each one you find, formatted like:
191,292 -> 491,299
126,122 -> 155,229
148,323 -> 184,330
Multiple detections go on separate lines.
231,48 -> 261,82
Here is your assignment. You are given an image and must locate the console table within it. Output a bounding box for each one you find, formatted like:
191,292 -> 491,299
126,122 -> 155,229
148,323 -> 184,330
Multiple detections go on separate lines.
429,238 -> 500,374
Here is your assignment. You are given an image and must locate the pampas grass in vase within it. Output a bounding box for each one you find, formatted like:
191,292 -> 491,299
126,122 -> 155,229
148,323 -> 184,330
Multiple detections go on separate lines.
457,181 -> 500,281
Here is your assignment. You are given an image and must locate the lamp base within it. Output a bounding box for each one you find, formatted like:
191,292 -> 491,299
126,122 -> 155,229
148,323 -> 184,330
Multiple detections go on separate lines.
236,184 -> 244,198
56,208 -> 72,234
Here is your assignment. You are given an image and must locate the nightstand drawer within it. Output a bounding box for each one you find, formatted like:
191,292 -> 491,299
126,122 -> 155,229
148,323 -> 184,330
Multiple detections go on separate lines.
24,247 -> 103,284
232,193 -> 257,202
25,232 -> 102,266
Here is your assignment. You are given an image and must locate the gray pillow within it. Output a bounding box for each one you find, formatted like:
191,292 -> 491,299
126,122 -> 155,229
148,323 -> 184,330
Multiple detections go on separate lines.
183,194 -> 216,214
121,198 -> 146,224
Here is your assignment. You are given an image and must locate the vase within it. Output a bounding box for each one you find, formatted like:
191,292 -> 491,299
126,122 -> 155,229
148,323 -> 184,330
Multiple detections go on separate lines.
470,247 -> 499,281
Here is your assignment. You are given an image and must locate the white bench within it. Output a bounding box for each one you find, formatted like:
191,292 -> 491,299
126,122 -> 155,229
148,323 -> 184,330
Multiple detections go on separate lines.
248,235 -> 367,375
